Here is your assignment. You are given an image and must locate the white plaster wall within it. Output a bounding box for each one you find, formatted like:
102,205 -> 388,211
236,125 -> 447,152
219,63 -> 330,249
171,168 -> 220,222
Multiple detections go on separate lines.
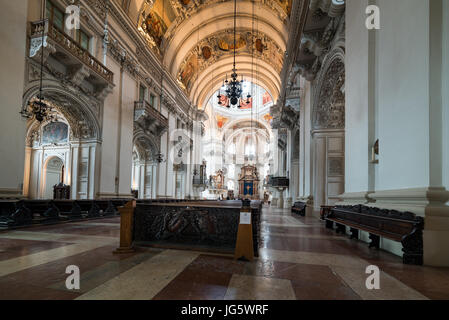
99,60 -> 121,196
304,81 -> 312,198
0,0 -> 28,196
118,72 -> 136,195
166,115 -> 176,197
157,130 -> 168,197
312,135 -> 326,208
376,0 -> 430,190
442,0 -> 449,192
345,0 -> 370,193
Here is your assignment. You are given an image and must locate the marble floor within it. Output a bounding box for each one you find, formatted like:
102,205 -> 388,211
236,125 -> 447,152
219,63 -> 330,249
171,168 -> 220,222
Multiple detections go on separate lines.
0,207 -> 449,300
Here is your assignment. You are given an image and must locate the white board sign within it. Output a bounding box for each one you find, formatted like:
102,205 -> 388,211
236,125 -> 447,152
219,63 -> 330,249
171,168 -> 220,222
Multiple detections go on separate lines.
240,212 -> 251,225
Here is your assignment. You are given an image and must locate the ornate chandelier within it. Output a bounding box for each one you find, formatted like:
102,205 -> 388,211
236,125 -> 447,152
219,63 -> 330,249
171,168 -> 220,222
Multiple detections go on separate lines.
22,96 -> 54,123
217,0 -> 251,108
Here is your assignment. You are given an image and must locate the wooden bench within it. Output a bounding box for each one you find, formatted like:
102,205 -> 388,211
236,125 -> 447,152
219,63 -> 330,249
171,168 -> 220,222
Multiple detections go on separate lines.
53,200 -> 83,220
324,205 -> 424,265
24,200 -> 60,223
92,200 -> 112,217
320,205 -> 333,221
0,201 -> 33,227
291,201 -> 306,217
0,199 -> 133,229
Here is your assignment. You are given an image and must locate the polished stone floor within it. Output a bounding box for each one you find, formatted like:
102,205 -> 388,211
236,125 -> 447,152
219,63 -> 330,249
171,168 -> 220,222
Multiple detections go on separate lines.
1,206 -> 449,300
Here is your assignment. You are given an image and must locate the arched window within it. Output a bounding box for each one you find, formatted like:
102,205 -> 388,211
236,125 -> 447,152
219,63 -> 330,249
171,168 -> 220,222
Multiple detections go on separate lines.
244,137 -> 256,157
229,143 -> 236,154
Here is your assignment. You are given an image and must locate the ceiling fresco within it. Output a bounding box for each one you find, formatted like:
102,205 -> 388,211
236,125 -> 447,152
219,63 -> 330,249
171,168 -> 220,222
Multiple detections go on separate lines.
176,30 -> 284,92
130,0 -> 290,106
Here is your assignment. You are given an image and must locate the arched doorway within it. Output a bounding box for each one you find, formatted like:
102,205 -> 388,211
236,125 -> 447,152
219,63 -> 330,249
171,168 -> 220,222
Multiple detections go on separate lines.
132,132 -> 159,199
43,156 -> 64,199
291,129 -> 300,199
311,53 -> 345,209
25,116 -> 71,199
22,89 -> 101,200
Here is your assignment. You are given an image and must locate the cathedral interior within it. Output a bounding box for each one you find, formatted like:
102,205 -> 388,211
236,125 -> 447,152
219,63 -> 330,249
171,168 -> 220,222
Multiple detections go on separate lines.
0,0 -> 449,302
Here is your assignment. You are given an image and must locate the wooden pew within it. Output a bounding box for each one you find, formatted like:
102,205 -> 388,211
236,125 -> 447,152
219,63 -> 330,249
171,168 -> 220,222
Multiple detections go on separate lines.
24,200 -> 60,223
0,198 -> 134,229
52,200 -> 83,220
0,200 -> 20,217
91,200 -> 112,217
291,201 -> 306,217
320,205 -> 333,221
0,200 -> 33,228
74,200 -> 96,217
324,205 -> 424,265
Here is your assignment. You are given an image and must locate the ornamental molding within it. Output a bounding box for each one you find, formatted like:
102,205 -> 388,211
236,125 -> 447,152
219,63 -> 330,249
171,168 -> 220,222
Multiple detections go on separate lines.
176,28 -> 284,93
26,59 -> 104,114
22,82 -> 102,141
163,0 -> 290,51
106,0 -> 195,116
134,127 -> 162,161
309,0 -> 345,18
311,48 -> 345,130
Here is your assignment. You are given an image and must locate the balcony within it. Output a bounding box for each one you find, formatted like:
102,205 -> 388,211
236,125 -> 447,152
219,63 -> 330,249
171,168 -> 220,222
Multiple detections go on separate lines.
268,177 -> 290,189
193,177 -> 208,187
29,20 -> 113,97
134,100 -> 168,137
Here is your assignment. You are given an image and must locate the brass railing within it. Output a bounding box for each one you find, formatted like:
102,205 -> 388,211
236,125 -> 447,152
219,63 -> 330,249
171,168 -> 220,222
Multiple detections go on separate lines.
30,20 -> 114,83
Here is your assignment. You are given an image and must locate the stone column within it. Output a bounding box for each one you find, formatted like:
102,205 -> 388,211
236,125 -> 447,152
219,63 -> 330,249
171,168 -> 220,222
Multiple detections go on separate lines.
285,130 -> 293,208
138,162 -> 147,199
70,143 -> 80,199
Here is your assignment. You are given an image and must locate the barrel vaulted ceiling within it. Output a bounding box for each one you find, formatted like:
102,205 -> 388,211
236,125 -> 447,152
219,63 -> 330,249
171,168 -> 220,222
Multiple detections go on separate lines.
116,0 -> 291,108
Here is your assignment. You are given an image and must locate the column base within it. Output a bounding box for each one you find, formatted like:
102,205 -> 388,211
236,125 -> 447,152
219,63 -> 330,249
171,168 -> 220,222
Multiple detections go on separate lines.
97,192 -> 134,199
285,197 -> 292,209
278,198 -> 284,209
0,188 -> 25,200
113,246 -> 135,254
335,191 -> 374,206
297,196 -> 315,217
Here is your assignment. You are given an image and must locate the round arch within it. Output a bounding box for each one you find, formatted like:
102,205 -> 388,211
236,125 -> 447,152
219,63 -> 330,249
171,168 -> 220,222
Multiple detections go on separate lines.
133,129 -> 161,162
22,82 -> 102,140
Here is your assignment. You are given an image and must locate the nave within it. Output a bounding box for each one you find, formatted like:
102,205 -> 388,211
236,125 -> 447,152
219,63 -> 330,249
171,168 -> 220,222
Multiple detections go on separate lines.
1,206 -> 448,300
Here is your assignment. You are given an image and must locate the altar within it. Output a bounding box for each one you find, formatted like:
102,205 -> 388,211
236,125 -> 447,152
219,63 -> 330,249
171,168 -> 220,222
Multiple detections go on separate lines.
209,170 -> 228,199
238,165 -> 260,200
